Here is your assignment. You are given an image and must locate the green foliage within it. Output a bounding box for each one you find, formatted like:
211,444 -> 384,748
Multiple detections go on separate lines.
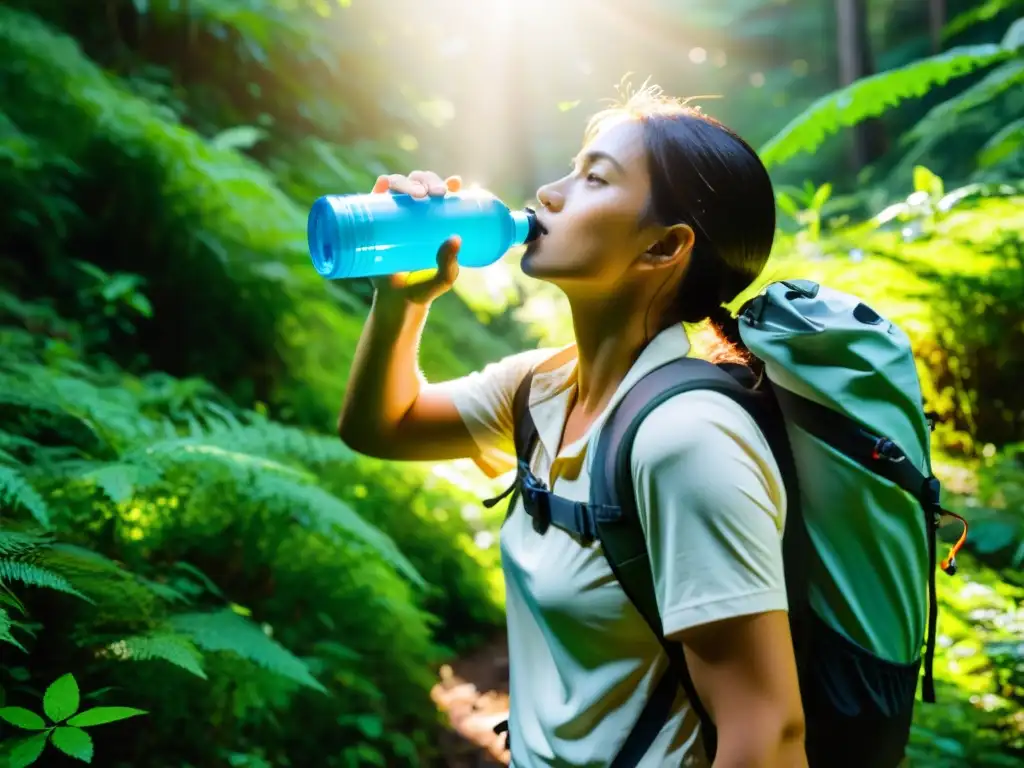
945,0 -> 1024,40
767,181 -> 1024,452
0,672 -> 146,767
761,4 -> 1024,182
760,42 -> 1014,168
0,284 -> 505,764
1,0 -> 1022,765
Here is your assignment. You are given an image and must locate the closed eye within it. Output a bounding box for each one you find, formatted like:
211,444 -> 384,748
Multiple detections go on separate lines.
586,172 -> 607,186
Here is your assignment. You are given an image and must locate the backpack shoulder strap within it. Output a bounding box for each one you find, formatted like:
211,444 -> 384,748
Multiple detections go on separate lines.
481,369 -> 540,519
590,356 -> 772,767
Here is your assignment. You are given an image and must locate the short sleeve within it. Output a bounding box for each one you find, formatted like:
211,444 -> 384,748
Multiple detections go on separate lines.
431,347 -> 558,478
630,390 -> 789,637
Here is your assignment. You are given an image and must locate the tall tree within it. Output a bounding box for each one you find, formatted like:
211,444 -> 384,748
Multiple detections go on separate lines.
834,0 -> 890,170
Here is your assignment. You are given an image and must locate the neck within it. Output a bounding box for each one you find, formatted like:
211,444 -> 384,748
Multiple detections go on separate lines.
567,291 -> 658,414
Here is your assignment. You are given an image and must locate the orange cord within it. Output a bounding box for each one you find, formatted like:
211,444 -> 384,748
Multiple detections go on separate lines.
939,510 -> 969,575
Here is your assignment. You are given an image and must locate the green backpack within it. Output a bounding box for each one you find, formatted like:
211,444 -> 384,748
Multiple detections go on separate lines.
488,278 -> 968,768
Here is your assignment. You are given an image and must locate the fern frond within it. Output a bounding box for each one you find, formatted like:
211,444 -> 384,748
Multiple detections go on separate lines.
0,428 -> 39,459
169,609 -> 326,693
202,419 -> 355,468
134,575 -> 192,605
105,632 -> 207,679
0,530 -> 51,557
760,44 -> 1011,168
42,544 -> 162,614
249,474 -> 424,587
79,461 -> 162,503
0,558 -> 91,602
0,605 -> 26,652
903,59 -> 1024,145
945,0 -> 1024,40
0,464 -> 51,527
137,439 -> 310,483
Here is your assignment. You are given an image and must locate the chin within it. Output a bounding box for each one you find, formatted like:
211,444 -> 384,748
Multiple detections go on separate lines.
520,240 -> 564,281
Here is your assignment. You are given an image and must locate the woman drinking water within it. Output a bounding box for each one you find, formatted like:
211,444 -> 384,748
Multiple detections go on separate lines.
338,85 -> 806,768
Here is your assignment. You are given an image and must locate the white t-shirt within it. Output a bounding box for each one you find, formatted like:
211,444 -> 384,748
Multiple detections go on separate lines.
435,323 -> 788,767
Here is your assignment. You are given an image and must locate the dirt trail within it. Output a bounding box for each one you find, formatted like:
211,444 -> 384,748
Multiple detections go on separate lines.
431,631 -> 512,767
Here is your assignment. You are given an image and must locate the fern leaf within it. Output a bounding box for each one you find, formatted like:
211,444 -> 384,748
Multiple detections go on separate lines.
0,465 -> 51,527
0,531 -> 50,557
174,418 -> 354,468
169,609 -> 326,692
105,632 -> 207,679
133,575 -> 191,605
0,605 -> 26,652
978,117 -> 1024,167
759,44 -> 1010,168
903,59 -> 1024,145
945,0 -> 1024,40
138,439 -> 310,482
79,462 -> 161,503
250,474 -> 424,587
0,558 -> 91,602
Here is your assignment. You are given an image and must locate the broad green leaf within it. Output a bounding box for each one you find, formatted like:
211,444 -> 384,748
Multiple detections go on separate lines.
43,673 -> 79,723
51,727 -> 93,763
67,707 -> 148,727
210,125 -> 266,152
0,706 -> 45,729
810,183 -> 832,210
913,166 -> 945,197
2,732 -> 48,768
776,192 -> 801,218
1002,17 -> 1024,49
978,117 -> 1024,167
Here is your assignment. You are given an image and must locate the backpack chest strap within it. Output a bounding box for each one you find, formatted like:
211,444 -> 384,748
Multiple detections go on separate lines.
518,472 -> 621,542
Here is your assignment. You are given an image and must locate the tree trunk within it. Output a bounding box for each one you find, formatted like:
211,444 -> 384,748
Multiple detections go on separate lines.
928,0 -> 947,53
834,0 -> 887,171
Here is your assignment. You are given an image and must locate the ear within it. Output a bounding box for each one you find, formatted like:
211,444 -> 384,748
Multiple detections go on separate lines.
637,223 -> 695,271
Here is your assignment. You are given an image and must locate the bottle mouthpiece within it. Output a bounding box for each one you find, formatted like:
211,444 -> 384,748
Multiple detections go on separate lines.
511,208 -> 539,246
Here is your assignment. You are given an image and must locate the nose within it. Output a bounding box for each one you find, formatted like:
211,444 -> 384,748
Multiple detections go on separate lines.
536,181 -> 564,212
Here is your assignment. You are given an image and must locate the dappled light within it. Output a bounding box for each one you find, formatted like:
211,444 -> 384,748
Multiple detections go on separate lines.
1,1 -> 1022,767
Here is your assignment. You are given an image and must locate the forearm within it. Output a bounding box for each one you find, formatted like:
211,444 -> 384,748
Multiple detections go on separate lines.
338,298 -> 429,452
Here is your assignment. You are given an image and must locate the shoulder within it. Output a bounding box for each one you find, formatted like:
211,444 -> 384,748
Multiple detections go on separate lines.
630,389 -> 771,464
628,389 -> 785,520
471,344 -> 573,392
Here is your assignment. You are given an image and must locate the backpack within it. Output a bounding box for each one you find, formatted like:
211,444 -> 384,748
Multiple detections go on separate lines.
485,279 -> 968,768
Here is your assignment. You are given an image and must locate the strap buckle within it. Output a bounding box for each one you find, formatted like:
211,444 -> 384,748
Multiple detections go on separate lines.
872,437 -> 906,463
521,471 -> 551,534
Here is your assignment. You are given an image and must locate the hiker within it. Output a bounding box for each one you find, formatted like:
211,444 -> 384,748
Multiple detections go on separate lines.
338,85 -> 806,767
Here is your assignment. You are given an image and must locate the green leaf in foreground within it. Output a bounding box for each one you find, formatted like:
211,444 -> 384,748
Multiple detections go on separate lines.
0,706 -> 45,729
43,673 -> 79,723
51,726 -> 93,763
1,732 -> 48,768
67,706 -> 147,727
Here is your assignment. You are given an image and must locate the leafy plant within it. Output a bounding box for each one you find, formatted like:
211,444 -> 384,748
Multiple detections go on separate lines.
760,17 -> 1024,168
0,673 -> 146,767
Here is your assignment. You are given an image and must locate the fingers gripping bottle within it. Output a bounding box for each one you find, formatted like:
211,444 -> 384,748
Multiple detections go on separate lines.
307,189 -> 539,280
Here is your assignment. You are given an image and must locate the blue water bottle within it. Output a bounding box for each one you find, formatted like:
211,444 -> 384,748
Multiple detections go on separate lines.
307,190 -> 539,280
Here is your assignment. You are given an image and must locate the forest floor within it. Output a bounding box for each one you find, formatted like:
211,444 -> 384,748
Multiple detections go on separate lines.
432,631 -> 512,767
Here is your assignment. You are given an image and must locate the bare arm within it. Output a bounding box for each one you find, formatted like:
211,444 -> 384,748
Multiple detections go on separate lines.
338,296 -> 479,462
336,170 -> 479,463
673,611 -> 807,768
